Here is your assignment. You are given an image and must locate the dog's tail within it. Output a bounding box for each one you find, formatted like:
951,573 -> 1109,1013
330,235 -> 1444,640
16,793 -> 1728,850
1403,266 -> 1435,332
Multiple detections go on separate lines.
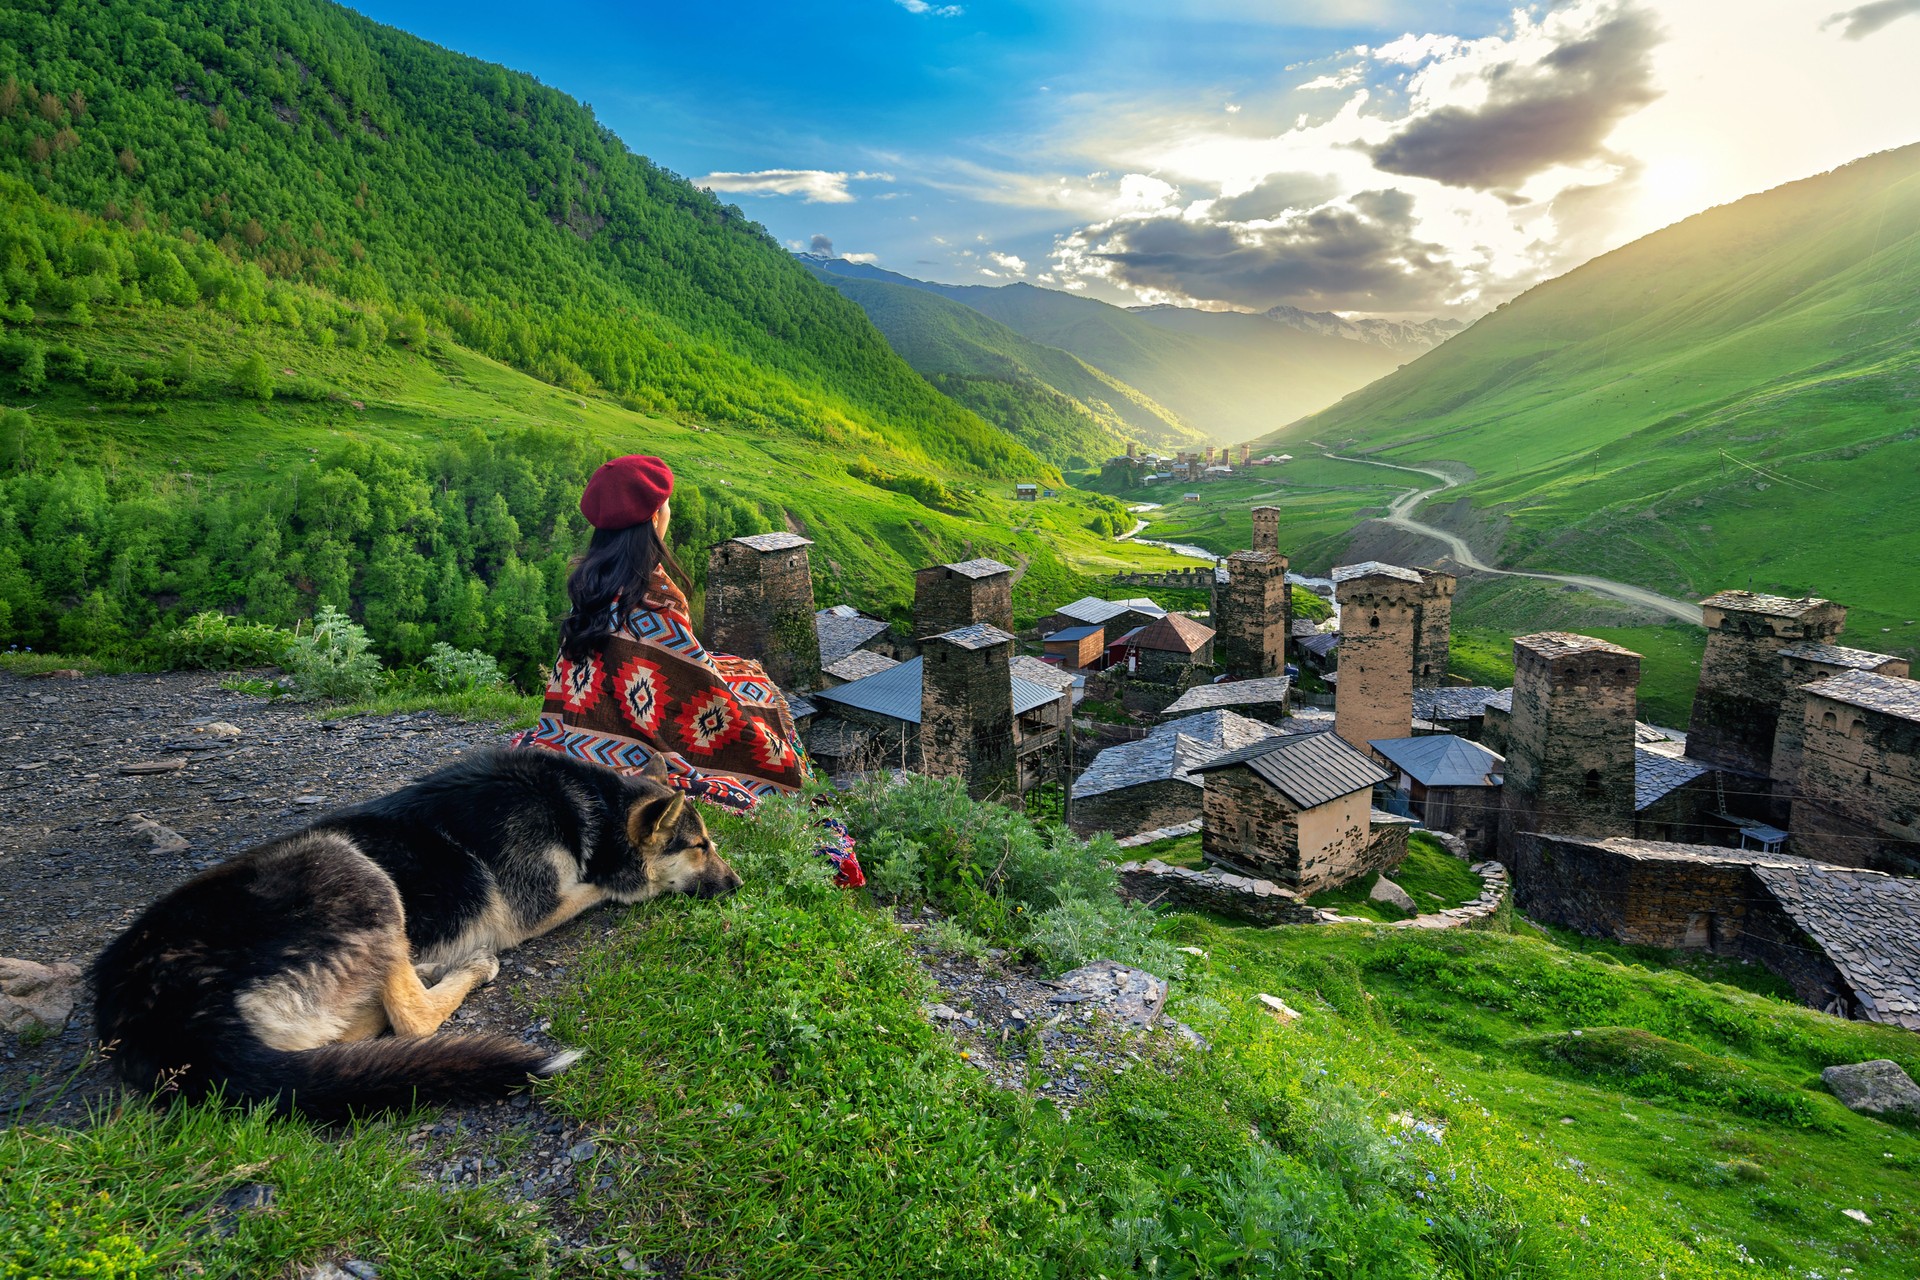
225,1036 -> 580,1120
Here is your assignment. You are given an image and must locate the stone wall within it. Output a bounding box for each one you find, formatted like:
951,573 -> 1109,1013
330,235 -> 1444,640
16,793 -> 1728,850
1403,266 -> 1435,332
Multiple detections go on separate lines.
1499,633 -> 1640,854
913,564 -> 1013,638
1687,592 -> 1845,775
920,630 -> 1017,800
1202,768 -> 1377,894
1135,642 -> 1212,683
1071,779 -> 1203,839
1213,551 -> 1290,678
1115,859 -> 1320,925
1420,784 -> 1499,856
807,704 -> 918,772
1412,568 -> 1456,689
1790,688 -> 1920,874
1769,650 -> 1910,822
1333,571 -> 1421,751
706,535 -> 821,692
1480,702 -> 1511,757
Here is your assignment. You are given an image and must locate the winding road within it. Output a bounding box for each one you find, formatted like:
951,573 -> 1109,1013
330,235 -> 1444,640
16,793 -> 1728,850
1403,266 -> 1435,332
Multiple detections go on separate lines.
1329,454 -> 1704,626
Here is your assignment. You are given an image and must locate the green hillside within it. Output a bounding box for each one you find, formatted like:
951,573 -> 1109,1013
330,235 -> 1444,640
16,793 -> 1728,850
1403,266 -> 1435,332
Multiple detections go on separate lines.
803,265 -> 1205,465
0,0 -> 1038,478
1266,143 -> 1920,654
809,259 -> 1408,443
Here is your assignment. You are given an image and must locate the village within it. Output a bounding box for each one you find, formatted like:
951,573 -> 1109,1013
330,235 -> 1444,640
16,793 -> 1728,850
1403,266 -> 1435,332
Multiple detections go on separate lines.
699,507 -> 1920,1036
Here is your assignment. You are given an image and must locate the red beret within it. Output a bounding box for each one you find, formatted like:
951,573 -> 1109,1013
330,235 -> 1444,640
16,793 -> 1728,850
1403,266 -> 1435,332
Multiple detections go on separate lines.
581,455 -> 673,531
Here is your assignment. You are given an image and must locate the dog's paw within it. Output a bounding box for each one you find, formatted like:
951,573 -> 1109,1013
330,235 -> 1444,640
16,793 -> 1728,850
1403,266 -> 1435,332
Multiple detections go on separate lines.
466,952 -> 501,985
413,961 -> 450,986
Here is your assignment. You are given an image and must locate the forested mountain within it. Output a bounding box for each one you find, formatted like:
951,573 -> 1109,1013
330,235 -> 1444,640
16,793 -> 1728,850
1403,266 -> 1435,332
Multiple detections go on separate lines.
0,0 -> 1036,476
1266,143 -> 1920,641
800,263 -> 1206,466
804,255 -> 1411,442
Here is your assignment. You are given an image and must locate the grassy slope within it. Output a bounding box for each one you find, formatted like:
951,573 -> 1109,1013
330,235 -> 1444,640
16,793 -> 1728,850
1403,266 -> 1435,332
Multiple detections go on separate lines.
804,268 -> 1205,457
1265,143 -> 1920,659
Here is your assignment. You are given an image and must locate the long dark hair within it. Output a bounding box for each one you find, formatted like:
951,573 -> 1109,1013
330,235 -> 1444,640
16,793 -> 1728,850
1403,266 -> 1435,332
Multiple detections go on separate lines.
559,524 -> 691,662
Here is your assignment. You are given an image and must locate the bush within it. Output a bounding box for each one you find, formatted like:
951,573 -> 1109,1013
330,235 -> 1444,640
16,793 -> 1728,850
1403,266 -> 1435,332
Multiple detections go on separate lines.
281,604 -> 382,701
422,641 -> 505,693
1026,895 -> 1186,977
152,611 -> 291,670
230,353 -> 274,401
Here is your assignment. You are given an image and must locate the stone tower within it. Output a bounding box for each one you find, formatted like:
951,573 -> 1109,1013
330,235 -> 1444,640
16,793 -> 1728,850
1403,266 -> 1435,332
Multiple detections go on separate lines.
1331,562 -> 1422,750
1250,506 -> 1281,554
913,558 -> 1014,638
1687,590 -> 1847,775
1213,550 -> 1290,678
920,623 -> 1016,800
1412,567 -> 1456,689
1499,632 -> 1641,851
704,532 -> 820,692
1768,643 -> 1909,817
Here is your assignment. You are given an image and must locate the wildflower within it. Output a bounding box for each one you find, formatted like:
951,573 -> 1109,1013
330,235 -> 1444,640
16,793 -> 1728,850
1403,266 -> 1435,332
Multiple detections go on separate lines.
1426,1172 -> 1436,1184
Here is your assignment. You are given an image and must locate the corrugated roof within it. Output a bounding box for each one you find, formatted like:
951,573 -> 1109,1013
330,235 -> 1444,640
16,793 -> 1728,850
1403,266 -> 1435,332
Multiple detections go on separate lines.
1412,686 -> 1505,721
1802,669 -> 1920,723
1332,560 -> 1421,585
1162,676 -> 1291,714
811,656 -> 925,724
731,532 -> 811,552
1779,642 -> 1904,671
1191,730 -> 1389,808
1012,674 -> 1066,717
1044,623 -> 1105,642
1054,596 -> 1166,625
1130,613 -> 1216,653
931,623 -> 1015,650
1369,735 -> 1504,787
1297,632 -> 1340,659
814,610 -> 890,666
939,558 -> 1014,579
1634,745 -> 1711,810
823,649 -> 899,683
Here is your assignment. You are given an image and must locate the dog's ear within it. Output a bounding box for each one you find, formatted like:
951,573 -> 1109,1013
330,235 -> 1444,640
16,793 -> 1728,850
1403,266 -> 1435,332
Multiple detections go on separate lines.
639,751 -> 670,783
626,790 -> 686,853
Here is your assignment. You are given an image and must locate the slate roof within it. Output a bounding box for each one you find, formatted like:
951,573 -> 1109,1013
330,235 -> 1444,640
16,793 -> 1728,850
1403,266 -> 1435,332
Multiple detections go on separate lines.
1483,688 -> 1513,713
1634,745 -> 1711,810
1162,676 -> 1292,715
1044,623 -> 1105,643
1752,865 -> 1920,1030
931,623 -> 1015,650
1332,561 -> 1421,585
1412,686 -> 1505,721
939,558 -> 1014,579
1802,669 -> 1920,723
1296,632 -> 1340,660
730,532 -> 811,552
811,657 -> 925,724
1779,642 -> 1904,671
1292,619 -> 1324,638
1071,710 -> 1282,799
1700,590 -> 1833,617
1009,655 -> 1076,694
786,693 -> 818,720
1053,596 -> 1167,625
1515,631 -> 1640,661
1369,735 -> 1504,787
1130,613 -> 1216,653
815,609 -> 890,666
823,649 -> 899,683
1190,730 -> 1390,808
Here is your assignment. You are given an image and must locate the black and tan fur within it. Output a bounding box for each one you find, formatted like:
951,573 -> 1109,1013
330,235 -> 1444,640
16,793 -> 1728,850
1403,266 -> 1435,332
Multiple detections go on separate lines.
91,749 -> 740,1118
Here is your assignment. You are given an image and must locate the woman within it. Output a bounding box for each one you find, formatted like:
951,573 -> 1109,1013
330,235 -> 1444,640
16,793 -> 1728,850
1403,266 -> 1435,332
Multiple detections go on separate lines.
519,454 -> 861,884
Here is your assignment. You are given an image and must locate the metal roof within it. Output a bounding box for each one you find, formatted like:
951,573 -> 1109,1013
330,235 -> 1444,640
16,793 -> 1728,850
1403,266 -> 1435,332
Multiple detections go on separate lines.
1803,669 -> 1920,723
1296,632 -> 1340,659
1332,560 -> 1421,585
1633,745 -> 1711,810
1162,676 -> 1291,714
1044,623 -> 1105,643
930,623 -> 1015,650
1368,735 -> 1504,787
1779,642 -> 1904,671
1011,674 -> 1066,717
823,649 -> 899,683
1054,596 -> 1166,625
938,558 -> 1014,579
1129,613 -> 1216,653
811,656 -> 925,724
1190,730 -> 1390,808
1071,710 -> 1281,799
814,611 -> 890,666
730,532 -> 812,552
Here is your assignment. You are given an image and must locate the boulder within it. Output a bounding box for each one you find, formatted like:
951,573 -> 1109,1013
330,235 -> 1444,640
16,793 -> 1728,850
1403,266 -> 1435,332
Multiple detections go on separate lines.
1822,1059 -> 1920,1120
0,957 -> 83,1035
1369,875 -> 1416,912
1055,961 -> 1168,1030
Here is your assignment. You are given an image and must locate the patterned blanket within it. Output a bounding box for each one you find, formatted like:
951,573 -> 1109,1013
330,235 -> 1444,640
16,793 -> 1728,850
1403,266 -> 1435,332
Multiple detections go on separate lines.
518,568 -> 811,810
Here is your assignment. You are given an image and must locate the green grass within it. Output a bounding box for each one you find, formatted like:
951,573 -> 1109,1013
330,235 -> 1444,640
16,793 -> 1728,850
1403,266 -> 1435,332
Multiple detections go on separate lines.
1131,830 -> 1207,868
0,651 -> 119,676
321,686 -> 542,728
1305,831 -> 1482,921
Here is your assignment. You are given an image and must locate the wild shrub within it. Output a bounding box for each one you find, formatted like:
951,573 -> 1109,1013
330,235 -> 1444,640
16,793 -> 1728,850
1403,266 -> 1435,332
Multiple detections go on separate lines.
153,611 -> 290,670
421,641 -> 505,693
281,605 -> 382,701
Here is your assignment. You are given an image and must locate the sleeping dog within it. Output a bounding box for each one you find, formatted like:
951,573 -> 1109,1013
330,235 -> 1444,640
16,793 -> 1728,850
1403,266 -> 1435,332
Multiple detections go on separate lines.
92,748 -> 740,1118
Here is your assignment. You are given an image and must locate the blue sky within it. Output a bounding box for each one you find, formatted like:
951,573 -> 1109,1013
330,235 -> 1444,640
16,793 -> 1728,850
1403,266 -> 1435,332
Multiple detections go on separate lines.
350,0 -> 1920,318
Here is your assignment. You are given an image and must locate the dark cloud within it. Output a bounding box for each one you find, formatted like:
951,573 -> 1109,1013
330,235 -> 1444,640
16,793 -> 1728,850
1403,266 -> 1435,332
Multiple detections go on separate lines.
1825,0 -> 1920,38
1365,8 -> 1663,191
1088,189 -> 1459,312
809,233 -> 835,255
1208,171 -> 1341,222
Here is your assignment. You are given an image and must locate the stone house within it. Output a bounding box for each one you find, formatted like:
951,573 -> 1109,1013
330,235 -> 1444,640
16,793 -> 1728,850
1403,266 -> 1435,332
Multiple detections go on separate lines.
1191,730 -> 1396,894
1043,596 -> 1166,647
1069,710 -> 1282,838
1115,613 -> 1216,680
705,532 -> 821,693
1788,669 -> 1920,874
1498,632 -> 1641,854
1513,835 -> 1920,1029
1042,623 -> 1106,671
1411,687 -> 1506,740
1768,642 -> 1910,821
1687,590 -> 1848,777
1161,676 -> 1293,726
1367,734 -> 1504,855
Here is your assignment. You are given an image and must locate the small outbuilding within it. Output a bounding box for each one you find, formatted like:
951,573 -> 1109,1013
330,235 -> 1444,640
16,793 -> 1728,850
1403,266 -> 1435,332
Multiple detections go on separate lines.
1043,623 -> 1107,671
1191,730 -> 1395,894
1114,613 -> 1216,680
1043,596 -> 1167,647
1161,675 -> 1292,726
1368,734 -> 1505,855
1070,710 -> 1283,838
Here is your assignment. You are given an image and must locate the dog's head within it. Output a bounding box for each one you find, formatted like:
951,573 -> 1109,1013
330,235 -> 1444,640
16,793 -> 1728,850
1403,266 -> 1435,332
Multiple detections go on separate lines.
624,781 -> 743,901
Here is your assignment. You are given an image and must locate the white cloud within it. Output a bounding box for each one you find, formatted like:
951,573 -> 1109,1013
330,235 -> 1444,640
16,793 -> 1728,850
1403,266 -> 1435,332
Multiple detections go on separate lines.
1296,66 -> 1365,91
894,0 -> 963,15
695,169 -> 892,203
988,251 -> 1028,273
842,252 -> 880,264
1225,102 -> 1242,113
1368,32 -> 1464,64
